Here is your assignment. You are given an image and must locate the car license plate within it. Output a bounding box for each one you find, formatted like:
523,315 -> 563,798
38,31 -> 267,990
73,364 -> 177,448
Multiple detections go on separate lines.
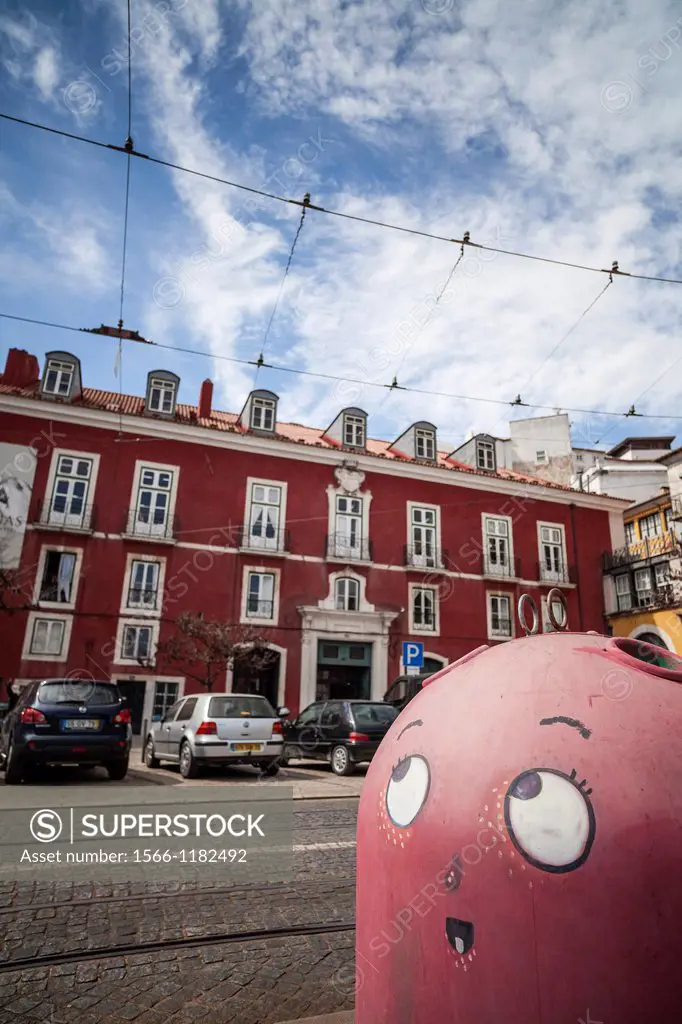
232,743 -> 261,752
62,719 -> 100,730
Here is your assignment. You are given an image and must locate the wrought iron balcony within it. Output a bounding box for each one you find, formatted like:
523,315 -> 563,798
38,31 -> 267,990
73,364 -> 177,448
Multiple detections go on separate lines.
123,509 -> 179,542
482,554 -> 521,579
34,500 -> 95,533
403,545 -> 448,570
126,586 -> 160,611
326,534 -> 372,561
612,580 -> 682,614
603,531 -> 678,571
238,525 -> 290,553
537,561 -> 576,584
245,598 -> 275,618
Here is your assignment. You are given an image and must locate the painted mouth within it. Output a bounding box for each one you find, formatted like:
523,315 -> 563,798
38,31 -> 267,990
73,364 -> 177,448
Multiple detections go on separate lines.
446,917 -> 475,955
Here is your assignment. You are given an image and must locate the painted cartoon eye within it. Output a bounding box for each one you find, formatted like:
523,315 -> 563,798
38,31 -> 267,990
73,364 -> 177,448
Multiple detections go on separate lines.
504,769 -> 595,873
386,755 -> 430,828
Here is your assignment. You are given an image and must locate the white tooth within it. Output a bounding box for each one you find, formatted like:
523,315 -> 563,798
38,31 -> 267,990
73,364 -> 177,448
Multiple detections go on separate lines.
455,937 -> 464,954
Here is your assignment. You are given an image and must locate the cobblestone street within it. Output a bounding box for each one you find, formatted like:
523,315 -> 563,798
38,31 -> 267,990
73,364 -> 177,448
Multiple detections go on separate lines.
0,798 -> 359,1024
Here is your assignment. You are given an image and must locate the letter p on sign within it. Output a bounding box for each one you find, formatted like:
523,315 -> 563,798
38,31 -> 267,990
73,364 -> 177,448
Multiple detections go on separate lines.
402,641 -> 424,670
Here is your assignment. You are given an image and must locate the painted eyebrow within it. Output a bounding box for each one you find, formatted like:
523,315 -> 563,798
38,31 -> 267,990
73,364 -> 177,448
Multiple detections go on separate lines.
540,716 -> 591,739
397,719 -> 423,740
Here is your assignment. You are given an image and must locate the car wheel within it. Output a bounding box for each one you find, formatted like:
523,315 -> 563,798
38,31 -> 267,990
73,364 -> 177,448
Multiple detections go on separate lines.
259,761 -> 279,777
4,740 -> 24,785
179,741 -> 199,779
278,748 -> 290,767
330,745 -> 354,776
144,738 -> 160,769
105,759 -> 129,781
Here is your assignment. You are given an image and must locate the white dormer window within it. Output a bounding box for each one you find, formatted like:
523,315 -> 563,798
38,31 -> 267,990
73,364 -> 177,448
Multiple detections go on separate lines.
476,439 -> 495,471
148,378 -> 176,414
343,414 -> 365,447
43,358 -> 74,397
251,397 -> 276,431
415,428 -> 436,461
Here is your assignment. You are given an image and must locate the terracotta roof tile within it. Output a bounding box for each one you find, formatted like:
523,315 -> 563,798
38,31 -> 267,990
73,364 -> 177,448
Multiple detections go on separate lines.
0,379 -> 579,494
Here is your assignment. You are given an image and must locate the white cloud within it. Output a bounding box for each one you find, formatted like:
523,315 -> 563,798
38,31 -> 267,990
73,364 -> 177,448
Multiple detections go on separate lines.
0,14 -> 63,104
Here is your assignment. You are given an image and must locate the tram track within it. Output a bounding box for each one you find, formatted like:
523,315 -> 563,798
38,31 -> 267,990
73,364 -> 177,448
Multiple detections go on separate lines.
0,918 -> 357,974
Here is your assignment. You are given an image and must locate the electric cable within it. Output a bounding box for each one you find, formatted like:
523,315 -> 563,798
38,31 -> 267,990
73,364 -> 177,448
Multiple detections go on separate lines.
254,195 -> 310,386
3,308 -> 682,422
3,111 -> 682,285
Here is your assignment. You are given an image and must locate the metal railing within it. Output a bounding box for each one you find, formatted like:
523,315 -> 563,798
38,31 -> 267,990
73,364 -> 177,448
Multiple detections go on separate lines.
537,561 -> 576,584
35,500 -> 95,532
603,531 -> 678,570
482,554 -> 521,579
238,525 -> 290,553
326,534 -> 372,561
245,598 -> 274,618
123,509 -> 179,541
403,544 -> 448,569
126,586 -> 159,610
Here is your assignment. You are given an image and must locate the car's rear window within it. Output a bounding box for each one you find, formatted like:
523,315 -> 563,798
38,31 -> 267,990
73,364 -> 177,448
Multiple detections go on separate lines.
351,703 -> 398,726
208,696 -> 276,718
38,681 -> 122,706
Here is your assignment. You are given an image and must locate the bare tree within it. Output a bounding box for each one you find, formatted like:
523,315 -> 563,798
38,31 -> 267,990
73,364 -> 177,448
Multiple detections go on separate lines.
154,612 -> 276,692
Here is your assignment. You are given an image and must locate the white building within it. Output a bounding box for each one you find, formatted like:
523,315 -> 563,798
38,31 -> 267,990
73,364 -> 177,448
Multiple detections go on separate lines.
577,437 -> 673,505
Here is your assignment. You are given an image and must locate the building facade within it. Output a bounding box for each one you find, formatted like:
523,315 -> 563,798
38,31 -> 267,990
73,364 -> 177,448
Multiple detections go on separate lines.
604,447 -> 682,652
0,347 -> 626,730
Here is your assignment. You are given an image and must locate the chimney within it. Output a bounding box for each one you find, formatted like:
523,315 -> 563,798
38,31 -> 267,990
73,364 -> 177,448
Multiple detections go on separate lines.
198,379 -> 213,419
1,348 -> 40,388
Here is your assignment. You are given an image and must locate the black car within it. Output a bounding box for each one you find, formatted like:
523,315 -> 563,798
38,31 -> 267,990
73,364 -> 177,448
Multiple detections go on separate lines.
280,699 -> 398,775
0,678 -> 132,784
383,672 -> 433,712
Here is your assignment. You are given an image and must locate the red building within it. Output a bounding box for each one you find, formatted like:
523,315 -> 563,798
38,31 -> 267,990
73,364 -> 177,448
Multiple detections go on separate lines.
0,346 -> 625,730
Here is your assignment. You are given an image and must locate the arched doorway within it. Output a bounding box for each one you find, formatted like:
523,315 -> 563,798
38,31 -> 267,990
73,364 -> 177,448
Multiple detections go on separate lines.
423,655 -> 447,675
634,632 -> 669,650
232,648 -> 281,709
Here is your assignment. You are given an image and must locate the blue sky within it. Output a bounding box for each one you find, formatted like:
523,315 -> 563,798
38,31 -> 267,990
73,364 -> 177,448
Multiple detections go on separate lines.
2,0 -> 682,455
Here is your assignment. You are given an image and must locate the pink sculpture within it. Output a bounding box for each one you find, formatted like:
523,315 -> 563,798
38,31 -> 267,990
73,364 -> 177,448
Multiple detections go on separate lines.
355,629 -> 682,1023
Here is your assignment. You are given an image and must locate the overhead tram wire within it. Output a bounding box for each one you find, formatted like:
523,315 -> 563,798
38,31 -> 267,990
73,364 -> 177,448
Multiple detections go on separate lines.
490,270 -> 616,437
3,112 -> 682,287
253,194 -> 310,387
376,235 -> 469,415
113,0 -> 135,436
4,308 -> 682,424
594,349 -> 682,446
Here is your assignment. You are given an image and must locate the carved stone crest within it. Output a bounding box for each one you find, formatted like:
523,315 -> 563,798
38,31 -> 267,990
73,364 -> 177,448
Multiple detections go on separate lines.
334,461 -> 365,494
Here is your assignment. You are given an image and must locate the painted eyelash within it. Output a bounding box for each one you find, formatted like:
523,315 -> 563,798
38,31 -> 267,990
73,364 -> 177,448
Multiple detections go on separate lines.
569,768 -> 593,796
391,754 -> 409,775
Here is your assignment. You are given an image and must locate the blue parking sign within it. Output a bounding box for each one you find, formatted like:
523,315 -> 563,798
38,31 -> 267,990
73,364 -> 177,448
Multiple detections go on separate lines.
402,641 -> 424,668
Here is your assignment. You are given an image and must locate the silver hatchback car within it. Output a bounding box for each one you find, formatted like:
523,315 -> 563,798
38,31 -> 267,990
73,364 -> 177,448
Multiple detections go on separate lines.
143,693 -> 289,778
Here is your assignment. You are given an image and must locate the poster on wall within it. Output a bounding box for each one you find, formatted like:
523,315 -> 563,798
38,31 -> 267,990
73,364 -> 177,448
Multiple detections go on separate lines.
0,443 -> 37,569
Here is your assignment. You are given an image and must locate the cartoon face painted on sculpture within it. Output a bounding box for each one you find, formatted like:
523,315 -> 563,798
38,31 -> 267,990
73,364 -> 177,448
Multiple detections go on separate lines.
355,634 -> 682,1024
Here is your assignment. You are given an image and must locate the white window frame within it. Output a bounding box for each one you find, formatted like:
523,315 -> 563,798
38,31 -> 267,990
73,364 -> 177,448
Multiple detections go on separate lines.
240,565 -> 281,624
127,460 -> 179,541
43,357 -> 75,397
343,413 -> 365,448
541,594 -> 568,632
114,618 -> 160,666
32,545 -> 84,610
486,591 -> 514,640
476,440 -> 495,471
624,521 -> 636,546
482,513 -> 514,577
654,561 -> 671,588
148,377 -> 177,414
334,575 -> 361,612
22,612 -> 73,662
615,574 -> 632,611
120,553 -> 166,616
415,428 -> 436,461
43,449 -> 101,531
408,583 -> 439,635
634,567 -> 653,607
639,512 -> 663,539
406,501 -> 441,568
243,477 -> 288,553
251,396 -> 276,431
537,521 -> 568,583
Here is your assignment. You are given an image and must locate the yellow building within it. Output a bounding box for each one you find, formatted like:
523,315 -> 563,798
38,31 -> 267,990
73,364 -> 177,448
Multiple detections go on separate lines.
604,489 -> 682,652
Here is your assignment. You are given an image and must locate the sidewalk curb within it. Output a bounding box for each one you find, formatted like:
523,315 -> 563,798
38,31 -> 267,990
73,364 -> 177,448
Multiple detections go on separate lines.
127,766 -> 360,799
275,1013 -> 353,1023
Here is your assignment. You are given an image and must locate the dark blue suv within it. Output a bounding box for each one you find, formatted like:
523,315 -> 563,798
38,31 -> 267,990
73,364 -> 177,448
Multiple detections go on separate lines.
0,678 -> 132,784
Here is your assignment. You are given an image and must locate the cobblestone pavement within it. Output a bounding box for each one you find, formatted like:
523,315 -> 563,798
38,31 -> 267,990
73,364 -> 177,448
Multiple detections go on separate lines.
0,799 -> 358,1024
